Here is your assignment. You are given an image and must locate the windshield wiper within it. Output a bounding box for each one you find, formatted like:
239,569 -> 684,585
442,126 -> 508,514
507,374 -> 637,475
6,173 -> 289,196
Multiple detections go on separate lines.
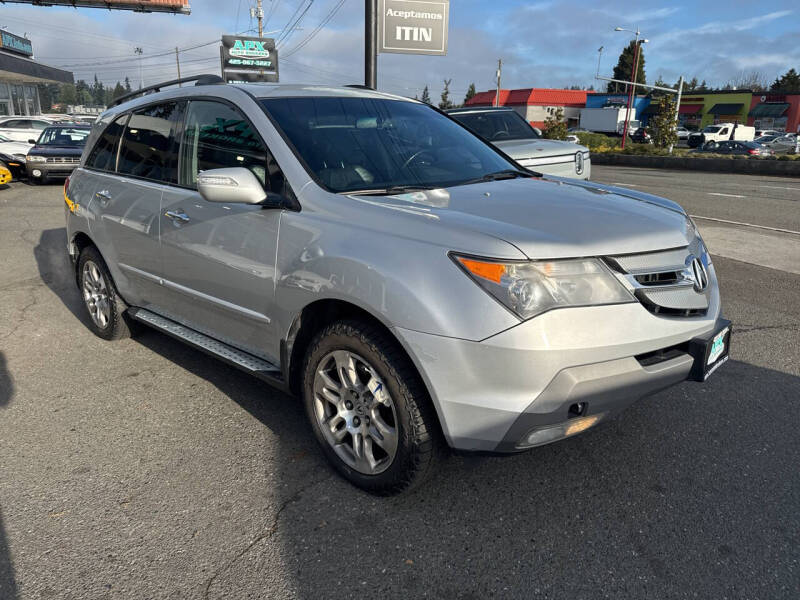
343,184 -> 439,196
458,169 -> 534,186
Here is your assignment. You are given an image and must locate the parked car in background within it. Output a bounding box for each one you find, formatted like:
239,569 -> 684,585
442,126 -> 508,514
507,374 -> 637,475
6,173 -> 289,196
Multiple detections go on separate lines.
754,129 -> 780,138
630,127 -> 653,144
759,135 -> 798,154
0,162 -> 11,185
688,123 -> 755,148
64,78 -> 729,494
447,107 -> 591,180
26,124 -> 91,184
676,127 -> 690,140
0,133 -> 32,178
0,116 -> 55,142
693,140 -> 773,156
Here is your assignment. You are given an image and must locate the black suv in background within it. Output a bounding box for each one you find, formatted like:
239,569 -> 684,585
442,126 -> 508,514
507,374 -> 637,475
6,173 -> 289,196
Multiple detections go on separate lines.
26,124 -> 91,184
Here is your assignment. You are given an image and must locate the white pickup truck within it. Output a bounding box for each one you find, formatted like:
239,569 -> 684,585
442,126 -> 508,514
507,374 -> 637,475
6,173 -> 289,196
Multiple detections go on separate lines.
688,123 -> 755,148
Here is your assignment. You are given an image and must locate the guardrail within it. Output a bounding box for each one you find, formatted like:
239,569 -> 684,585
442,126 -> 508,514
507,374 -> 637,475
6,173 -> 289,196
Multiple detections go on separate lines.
592,153 -> 800,177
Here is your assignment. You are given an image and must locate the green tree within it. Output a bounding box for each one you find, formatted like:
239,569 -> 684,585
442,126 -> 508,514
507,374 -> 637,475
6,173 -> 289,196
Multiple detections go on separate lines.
438,79 -> 455,110
124,76 -> 132,93
58,83 -> 77,105
607,40 -> 646,94
421,85 -> 431,105
37,83 -> 60,111
111,82 -> 126,102
686,77 -> 699,92
463,82 -> 476,105
771,68 -> 800,92
542,107 -> 567,140
650,74 -> 669,99
650,95 -> 678,149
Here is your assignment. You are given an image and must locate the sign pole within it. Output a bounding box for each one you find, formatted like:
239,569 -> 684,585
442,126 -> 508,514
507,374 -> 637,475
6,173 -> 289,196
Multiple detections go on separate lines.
365,0 -> 378,89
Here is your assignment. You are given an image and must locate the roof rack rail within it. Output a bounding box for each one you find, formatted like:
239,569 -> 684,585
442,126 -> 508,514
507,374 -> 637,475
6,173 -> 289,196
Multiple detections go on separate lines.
110,74 -> 225,107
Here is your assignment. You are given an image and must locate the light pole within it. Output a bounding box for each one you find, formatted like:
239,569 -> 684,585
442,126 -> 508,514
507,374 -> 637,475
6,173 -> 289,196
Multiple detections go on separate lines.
134,47 -> 143,89
614,27 -> 647,149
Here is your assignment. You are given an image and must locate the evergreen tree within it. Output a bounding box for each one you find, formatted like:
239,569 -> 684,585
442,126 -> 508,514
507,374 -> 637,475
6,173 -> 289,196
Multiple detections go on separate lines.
463,82 -> 476,105
686,77 -> 699,92
607,40 -> 646,94
58,83 -> 77,105
771,68 -> 800,92
438,79 -> 455,110
36,83 -> 61,111
421,85 -> 431,105
91,74 -> 106,106
111,82 -> 126,102
124,76 -> 132,93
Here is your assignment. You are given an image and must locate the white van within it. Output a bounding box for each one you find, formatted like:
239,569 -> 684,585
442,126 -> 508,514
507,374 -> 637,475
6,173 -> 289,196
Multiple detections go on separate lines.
688,123 -> 755,148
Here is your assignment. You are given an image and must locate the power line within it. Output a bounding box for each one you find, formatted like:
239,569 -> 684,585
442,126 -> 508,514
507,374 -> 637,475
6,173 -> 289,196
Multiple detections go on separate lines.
282,0 -> 346,58
277,0 -> 313,46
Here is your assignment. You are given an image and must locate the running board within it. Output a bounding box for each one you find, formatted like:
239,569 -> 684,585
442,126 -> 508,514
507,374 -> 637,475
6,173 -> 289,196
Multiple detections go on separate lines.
128,308 -> 284,386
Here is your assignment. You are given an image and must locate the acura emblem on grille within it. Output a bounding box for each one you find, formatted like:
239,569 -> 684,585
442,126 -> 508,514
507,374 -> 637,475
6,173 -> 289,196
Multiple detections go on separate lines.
685,255 -> 709,292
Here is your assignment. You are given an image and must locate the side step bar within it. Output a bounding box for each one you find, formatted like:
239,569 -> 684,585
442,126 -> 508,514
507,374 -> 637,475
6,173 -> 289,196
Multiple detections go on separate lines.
128,308 -> 285,387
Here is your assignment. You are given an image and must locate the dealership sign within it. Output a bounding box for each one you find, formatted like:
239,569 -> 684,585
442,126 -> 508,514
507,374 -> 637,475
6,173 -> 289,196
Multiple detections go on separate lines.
378,0 -> 449,56
0,31 -> 33,57
220,35 -> 278,83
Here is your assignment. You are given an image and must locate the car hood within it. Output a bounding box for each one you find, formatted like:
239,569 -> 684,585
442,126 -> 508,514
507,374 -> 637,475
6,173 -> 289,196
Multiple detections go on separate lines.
28,145 -> 84,157
348,177 -> 693,259
0,141 -> 33,156
493,138 -> 588,159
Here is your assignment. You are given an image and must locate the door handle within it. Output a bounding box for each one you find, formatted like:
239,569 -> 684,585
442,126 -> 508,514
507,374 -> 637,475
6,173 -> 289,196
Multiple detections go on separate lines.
164,209 -> 190,223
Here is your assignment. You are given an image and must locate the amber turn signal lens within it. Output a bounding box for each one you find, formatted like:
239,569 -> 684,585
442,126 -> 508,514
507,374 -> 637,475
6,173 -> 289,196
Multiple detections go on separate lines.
456,257 -> 507,284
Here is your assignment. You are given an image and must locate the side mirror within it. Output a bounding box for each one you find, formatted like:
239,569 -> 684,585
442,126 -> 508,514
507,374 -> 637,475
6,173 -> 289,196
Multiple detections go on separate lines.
197,167 -> 281,206
28,139 -> 37,144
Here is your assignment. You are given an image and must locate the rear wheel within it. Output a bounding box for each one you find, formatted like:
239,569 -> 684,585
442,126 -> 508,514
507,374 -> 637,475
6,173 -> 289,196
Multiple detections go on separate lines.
77,246 -> 132,340
302,320 -> 440,495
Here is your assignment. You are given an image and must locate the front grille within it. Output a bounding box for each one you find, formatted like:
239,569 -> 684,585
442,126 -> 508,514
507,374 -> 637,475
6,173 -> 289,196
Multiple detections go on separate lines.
606,244 -> 711,318
45,157 -> 80,164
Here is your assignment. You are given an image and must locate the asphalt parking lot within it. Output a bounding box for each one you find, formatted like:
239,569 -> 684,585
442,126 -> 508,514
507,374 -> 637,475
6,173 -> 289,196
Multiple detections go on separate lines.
1,169 -> 799,599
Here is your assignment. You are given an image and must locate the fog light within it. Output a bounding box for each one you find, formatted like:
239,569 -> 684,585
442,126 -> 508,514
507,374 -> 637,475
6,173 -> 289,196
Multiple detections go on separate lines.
518,414 -> 605,449
32,169 -> 42,177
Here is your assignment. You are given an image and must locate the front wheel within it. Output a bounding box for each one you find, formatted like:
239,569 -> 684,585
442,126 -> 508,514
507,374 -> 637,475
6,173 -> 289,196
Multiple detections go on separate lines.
302,320 -> 440,495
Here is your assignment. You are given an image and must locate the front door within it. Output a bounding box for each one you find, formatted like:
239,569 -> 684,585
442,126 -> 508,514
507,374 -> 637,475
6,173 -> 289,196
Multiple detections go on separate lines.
159,99 -> 286,363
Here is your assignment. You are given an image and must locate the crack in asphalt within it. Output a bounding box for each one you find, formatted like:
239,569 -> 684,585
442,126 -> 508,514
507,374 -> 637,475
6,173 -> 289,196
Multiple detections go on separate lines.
0,289 -> 40,341
202,474 -> 333,599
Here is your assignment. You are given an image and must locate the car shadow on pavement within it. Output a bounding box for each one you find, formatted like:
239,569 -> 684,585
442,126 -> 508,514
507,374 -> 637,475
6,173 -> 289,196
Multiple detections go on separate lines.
0,352 -> 19,600
33,228 -> 89,327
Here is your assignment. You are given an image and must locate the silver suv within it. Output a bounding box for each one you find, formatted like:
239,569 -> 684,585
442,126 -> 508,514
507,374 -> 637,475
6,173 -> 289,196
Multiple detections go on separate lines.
64,76 -> 731,494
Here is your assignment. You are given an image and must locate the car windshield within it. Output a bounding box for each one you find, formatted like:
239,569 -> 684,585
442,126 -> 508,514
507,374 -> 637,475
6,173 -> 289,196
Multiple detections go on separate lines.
261,97 -> 520,193
448,110 -> 539,142
703,126 -> 721,133
37,127 -> 90,146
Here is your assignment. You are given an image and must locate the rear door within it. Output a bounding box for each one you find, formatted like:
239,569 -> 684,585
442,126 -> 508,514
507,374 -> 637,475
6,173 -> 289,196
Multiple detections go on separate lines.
158,99 -> 286,362
86,102 -> 183,308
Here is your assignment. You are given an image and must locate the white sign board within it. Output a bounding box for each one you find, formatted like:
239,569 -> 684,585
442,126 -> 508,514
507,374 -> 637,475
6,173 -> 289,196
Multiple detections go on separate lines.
378,0 -> 449,56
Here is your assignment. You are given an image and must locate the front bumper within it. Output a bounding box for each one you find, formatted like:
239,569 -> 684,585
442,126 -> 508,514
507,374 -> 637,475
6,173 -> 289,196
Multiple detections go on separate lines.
26,162 -> 79,180
395,269 -> 721,452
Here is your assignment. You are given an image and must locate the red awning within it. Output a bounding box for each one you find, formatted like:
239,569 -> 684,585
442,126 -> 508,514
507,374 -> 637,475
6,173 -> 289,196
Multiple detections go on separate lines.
678,104 -> 703,114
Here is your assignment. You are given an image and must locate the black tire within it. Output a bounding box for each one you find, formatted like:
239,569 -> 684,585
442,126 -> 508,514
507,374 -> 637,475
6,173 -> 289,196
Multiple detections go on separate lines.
76,246 -> 132,341
302,320 -> 440,495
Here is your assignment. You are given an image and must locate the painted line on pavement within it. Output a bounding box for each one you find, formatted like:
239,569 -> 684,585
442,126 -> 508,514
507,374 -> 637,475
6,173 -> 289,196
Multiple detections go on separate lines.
707,192 -> 746,199
690,215 -> 800,236
761,185 -> 800,192
610,182 -> 638,187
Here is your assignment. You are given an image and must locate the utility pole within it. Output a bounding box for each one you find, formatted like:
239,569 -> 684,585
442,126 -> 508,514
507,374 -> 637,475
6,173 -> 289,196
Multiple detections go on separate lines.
365,0 -> 377,89
175,47 -> 182,84
620,31 -> 640,149
134,47 -> 143,89
495,59 -> 502,107
257,0 -> 264,37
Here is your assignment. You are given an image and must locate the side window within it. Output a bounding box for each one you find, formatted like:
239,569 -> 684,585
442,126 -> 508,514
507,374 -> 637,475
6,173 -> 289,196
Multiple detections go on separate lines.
86,115 -> 128,172
5,120 -> 26,128
179,100 -> 288,196
31,121 -> 50,130
118,102 -> 182,183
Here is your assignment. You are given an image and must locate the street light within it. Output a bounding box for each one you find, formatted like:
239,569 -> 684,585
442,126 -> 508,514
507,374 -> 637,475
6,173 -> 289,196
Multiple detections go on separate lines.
614,26 -> 647,148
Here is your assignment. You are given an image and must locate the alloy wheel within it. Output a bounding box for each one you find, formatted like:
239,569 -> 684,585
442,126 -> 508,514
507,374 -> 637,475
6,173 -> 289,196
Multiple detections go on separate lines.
82,260 -> 111,329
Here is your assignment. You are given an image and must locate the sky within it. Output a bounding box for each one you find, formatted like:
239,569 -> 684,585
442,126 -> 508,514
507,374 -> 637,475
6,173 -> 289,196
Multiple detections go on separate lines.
2,0 -> 798,102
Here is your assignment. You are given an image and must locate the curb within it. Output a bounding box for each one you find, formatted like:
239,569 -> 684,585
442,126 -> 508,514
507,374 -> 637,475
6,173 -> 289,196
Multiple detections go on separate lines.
592,154 -> 800,177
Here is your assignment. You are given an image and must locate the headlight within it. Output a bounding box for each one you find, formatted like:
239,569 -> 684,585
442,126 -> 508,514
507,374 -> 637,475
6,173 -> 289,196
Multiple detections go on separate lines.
27,155 -> 46,162
452,255 -> 634,320
12,153 -> 26,162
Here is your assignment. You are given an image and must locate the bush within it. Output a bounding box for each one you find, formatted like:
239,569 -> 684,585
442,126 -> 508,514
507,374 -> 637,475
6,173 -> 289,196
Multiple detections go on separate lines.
575,132 -> 620,150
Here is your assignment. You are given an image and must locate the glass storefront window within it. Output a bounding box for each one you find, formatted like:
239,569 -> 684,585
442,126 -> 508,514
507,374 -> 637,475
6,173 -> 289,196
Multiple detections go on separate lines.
11,85 -> 25,115
0,83 -> 9,99
23,85 -> 39,115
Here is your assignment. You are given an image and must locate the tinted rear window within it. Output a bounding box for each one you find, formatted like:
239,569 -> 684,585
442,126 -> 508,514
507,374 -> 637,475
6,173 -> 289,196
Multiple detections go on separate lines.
118,102 -> 181,183
86,115 -> 128,171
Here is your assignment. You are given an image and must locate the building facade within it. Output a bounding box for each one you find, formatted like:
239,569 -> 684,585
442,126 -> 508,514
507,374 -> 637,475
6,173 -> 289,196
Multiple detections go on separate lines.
0,29 -> 73,117
747,92 -> 800,133
466,88 -> 589,129
676,90 -> 753,129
